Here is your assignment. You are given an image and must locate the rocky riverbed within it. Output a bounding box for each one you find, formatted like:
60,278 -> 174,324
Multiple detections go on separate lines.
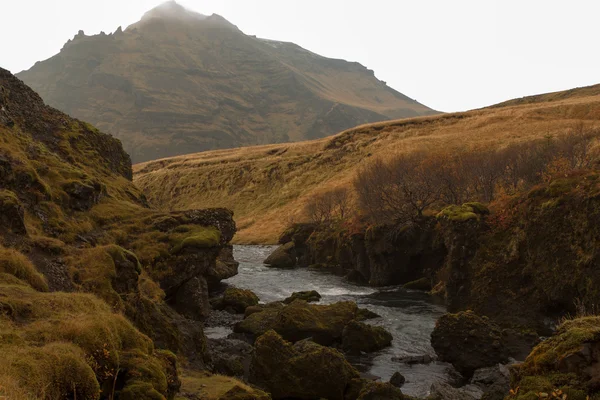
208,245 -> 460,398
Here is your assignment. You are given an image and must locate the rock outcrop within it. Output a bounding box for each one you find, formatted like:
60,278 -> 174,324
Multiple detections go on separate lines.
431,311 -> 537,378
249,330 -> 359,400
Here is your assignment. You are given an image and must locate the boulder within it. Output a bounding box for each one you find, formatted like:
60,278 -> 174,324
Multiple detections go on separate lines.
220,287 -> 259,314
391,354 -> 434,365
249,330 -> 359,400
208,337 -> 253,378
234,300 -> 358,345
264,242 -> 296,268
62,179 -> 104,211
429,382 -> 483,400
431,311 -> 512,377
0,189 -> 27,235
389,372 -> 406,388
356,382 -> 405,400
283,290 -> 321,304
356,308 -> 381,321
469,364 -> 510,400
342,320 -> 393,354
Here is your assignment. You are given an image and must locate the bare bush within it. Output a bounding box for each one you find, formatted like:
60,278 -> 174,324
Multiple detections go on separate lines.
305,187 -> 351,225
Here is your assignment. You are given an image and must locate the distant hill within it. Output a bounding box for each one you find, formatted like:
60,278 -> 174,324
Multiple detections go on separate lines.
134,84 -> 600,243
17,1 -> 436,163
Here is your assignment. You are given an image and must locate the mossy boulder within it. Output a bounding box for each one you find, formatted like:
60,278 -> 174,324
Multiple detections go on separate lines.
431,311 -> 512,377
264,242 -> 296,269
249,330 -> 359,400
389,372 -> 406,388
437,204 -> 482,222
402,277 -> 432,291
342,320 -> 393,354
0,189 -> 27,235
235,300 -> 359,345
62,179 -> 104,211
220,287 -> 260,314
283,290 -> 321,304
170,226 -> 222,254
356,381 -> 405,399
356,308 -> 381,321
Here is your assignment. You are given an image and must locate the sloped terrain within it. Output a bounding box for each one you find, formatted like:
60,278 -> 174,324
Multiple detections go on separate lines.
0,68 -> 237,398
17,1 -> 435,163
134,83 -> 600,243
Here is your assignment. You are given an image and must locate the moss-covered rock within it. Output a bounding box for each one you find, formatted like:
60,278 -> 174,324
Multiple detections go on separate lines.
264,242 -> 297,269
249,330 -> 359,400
235,300 -> 358,345
356,308 -> 381,321
170,226 -> 222,254
283,290 -> 321,304
437,204 -> 482,222
342,320 -> 393,354
219,287 -> 260,314
356,381 -> 405,400
508,316 -> 600,399
431,311 -> 514,377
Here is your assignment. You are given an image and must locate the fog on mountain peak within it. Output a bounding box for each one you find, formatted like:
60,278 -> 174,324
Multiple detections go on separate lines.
142,0 -> 208,22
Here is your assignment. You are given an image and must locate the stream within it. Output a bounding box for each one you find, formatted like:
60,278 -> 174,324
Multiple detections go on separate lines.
209,245 -> 455,398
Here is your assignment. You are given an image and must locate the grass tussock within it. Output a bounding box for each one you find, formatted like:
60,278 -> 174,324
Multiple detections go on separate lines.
0,246 -> 48,291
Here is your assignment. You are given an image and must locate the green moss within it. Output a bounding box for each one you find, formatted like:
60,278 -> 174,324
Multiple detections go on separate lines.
170,226 -> 221,253
463,202 -> 490,215
437,204 -> 479,222
222,287 -> 259,313
402,277 -> 432,291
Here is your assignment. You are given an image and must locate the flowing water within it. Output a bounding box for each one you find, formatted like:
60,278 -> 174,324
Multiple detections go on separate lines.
216,245 -> 455,398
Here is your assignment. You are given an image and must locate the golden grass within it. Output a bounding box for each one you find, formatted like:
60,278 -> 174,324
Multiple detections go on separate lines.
0,246 -> 48,292
134,88 -> 600,243
175,370 -> 262,400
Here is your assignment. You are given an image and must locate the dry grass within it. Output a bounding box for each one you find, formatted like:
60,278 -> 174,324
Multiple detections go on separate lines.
175,370 -> 261,400
134,86 -> 600,243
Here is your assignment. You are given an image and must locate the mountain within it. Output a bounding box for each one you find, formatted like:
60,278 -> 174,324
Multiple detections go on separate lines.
133,83 -> 600,243
16,1 -> 436,163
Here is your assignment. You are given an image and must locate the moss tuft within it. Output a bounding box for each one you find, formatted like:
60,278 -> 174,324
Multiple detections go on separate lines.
437,204 -> 480,222
170,226 -> 221,253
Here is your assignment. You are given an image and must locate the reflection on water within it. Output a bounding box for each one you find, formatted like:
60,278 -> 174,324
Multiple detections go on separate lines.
223,245 -> 453,397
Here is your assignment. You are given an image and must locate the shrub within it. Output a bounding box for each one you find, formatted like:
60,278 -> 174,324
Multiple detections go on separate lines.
0,246 -> 48,291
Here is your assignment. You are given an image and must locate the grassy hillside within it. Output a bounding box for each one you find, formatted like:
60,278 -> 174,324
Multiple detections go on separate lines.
134,84 -> 600,244
17,1 -> 435,163
0,68 -> 237,398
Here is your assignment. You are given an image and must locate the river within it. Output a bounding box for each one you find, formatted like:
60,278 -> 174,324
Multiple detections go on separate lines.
214,245 -> 455,398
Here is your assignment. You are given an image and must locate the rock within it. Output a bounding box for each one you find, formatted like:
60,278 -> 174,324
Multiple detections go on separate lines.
0,190 -> 27,235
250,330 -> 359,400
389,372 -> 406,388
234,300 -> 358,345
62,180 -> 104,211
283,290 -> 321,304
220,287 -> 259,314
356,308 -> 381,321
244,301 -> 284,318
402,277 -> 432,291
207,246 -> 239,286
391,354 -> 434,365
217,385 -> 271,400
356,382 -> 405,400
469,364 -> 510,400
174,276 -> 210,320
429,382 -> 483,400
342,320 -> 393,354
208,337 -> 253,378
431,311 -> 511,377
264,242 -> 296,268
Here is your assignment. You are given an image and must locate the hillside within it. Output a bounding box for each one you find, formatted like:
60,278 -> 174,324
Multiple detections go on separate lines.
0,68 -> 241,397
134,83 -> 600,243
16,1 -> 435,163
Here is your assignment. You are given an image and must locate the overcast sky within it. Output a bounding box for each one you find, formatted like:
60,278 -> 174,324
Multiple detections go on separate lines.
1,0 -> 598,112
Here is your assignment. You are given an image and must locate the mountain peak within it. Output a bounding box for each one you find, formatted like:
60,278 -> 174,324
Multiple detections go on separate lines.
141,1 -> 208,22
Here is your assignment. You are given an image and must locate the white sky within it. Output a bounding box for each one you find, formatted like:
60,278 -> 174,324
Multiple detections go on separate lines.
0,0 -> 598,112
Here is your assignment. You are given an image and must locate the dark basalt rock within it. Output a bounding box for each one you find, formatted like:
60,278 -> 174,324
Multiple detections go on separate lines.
0,190 -> 27,235
264,241 -> 296,268
389,372 -> 406,388
249,330 -> 359,400
283,290 -> 321,304
342,320 -> 393,354
62,180 -> 104,211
